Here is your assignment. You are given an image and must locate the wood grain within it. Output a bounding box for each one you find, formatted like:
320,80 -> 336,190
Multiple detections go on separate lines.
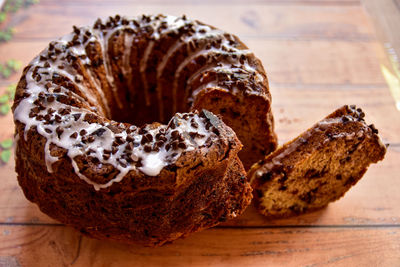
37,0 -> 362,5
0,225 -> 399,267
9,3 -> 374,41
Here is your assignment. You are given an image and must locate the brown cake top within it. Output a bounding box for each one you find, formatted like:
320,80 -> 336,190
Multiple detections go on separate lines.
12,14 -> 269,190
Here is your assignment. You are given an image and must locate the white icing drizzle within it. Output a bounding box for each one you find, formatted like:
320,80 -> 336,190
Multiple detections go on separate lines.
14,72 -> 213,190
172,40 -> 253,113
71,27 -> 112,118
13,14 -> 261,191
185,62 -> 258,104
122,32 -> 134,84
140,40 -> 155,106
61,30 -> 110,115
155,26 -> 224,120
94,26 -> 124,110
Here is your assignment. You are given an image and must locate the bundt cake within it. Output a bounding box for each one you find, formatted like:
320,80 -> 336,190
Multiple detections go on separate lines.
248,105 -> 387,218
11,14 -> 282,246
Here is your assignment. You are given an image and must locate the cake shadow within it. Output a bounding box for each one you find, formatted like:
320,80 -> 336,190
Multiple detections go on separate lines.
16,201 -> 330,266
221,201 -> 330,227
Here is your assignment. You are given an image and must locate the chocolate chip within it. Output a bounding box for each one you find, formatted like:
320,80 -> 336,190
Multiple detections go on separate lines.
31,106 -> 40,113
178,142 -> 187,149
73,25 -> 80,35
171,140 -> 179,150
141,135 -> 149,145
47,95 -> 55,103
171,130 -> 179,140
369,124 -> 379,134
80,129 -> 87,136
72,113 -> 81,121
190,121 -> 198,128
145,133 -> 153,142
54,115 -> 62,123
136,158 -> 143,167
125,143 -> 133,151
155,140 -> 164,148
58,107 -> 71,115
212,127 -> 220,136
144,145 -> 151,153
44,116 -> 52,124
138,127 -> 148,134
205,121 -> 211,130
56,126 -> 63,138
167,120 -> 176,129
115,136 -> 124,145
90,128 -> 105,137
36,114 -> 44,121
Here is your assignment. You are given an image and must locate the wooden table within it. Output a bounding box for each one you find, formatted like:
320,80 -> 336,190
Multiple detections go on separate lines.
1,0 -> 399,266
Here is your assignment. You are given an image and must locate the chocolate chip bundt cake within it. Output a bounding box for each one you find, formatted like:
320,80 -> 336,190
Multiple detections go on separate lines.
248,105 -> 387,218
11,14 -> 282,246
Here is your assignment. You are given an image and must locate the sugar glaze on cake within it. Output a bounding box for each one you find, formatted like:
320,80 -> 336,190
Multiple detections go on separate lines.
13,15 -> 277,192
12,14 -> 257,246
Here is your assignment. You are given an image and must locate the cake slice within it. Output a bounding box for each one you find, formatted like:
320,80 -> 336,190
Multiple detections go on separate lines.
248,105 -> 387,218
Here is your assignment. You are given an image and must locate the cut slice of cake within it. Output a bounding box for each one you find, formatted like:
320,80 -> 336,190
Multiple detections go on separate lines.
248,105 -> 387,218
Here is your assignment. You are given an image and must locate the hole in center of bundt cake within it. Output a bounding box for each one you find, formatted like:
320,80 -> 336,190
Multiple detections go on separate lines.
107,84 -> 189,126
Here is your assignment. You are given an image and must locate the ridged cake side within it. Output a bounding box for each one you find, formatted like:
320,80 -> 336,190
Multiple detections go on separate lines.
12,14 -> 259,246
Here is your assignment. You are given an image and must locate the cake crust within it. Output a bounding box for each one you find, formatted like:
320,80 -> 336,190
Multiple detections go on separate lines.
11,14 -> 267,246
248,105 -> 387,218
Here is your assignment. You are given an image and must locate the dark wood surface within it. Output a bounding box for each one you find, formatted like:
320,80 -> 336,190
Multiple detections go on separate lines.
0,0 -> 399,266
